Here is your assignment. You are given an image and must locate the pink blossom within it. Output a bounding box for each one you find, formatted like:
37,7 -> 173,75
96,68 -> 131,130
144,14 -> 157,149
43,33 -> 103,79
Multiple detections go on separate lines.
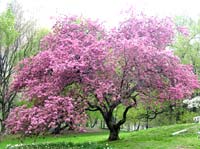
177,26 -> 190,36
6,15 -> 199,135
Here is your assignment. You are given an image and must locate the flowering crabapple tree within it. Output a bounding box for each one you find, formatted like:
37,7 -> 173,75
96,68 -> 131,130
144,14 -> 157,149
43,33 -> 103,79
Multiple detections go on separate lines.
6,16 -> 106,135
6,15 -> 199,141
91,15 -> 199,140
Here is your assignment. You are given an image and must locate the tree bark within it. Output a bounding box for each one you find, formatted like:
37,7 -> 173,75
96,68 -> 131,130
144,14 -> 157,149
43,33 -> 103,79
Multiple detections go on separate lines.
105,105 -> 132,141
0,120 -> 5,133
90,118 -> 98,128
1,124 -> 5,133
52,124 -> 61,134
1,106 -> 6,132
146,117 -> 149,129
51,123 -> 69,134
136,121 -> 140,131
169,105 -> 173,124
86,97 -> 135,141
108,125 -> 120,141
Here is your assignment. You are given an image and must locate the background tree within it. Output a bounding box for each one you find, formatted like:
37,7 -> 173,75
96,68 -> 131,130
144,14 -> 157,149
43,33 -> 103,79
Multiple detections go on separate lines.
6,15 -> 199,141
14,28 -> 49,64
0,7 -> 18,133
0,1 -> 47,132
164,16 -> 200,123
173,16 -> 200,80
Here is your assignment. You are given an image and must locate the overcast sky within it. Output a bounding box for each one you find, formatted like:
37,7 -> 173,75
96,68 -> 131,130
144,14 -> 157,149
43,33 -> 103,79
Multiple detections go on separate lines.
1,0 -> 200,28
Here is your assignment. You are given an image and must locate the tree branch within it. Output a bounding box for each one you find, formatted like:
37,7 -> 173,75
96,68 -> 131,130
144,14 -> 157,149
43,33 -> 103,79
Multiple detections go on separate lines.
117,105 -> 133,127
87,101 -> 105,117
123,85 -> 138,99
103,93 -> 110,107
85,107 -> 99,111
148,110 -> 164,120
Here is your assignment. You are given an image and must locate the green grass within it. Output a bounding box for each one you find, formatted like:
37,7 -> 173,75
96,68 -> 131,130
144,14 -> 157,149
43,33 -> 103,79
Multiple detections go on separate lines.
109,123 -> 200,149
6,142 -> 111,149
1,123 -> 200,149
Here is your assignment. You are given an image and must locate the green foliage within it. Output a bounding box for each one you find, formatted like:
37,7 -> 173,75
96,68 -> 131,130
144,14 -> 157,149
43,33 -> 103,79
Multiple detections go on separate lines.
87,111 -> 103,122
6,142 -> 112,149
0,8 -> 18,47
114,104 -> 146,124
173,16 -> 200,78
15,99 -> 34,108
61,83 -> 82,96
149,103 -> 198,127
14,28 -> 49,64
178,111 -> 198,123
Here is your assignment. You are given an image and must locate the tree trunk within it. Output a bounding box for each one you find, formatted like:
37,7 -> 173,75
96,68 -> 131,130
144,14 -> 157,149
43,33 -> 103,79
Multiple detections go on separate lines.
1,108 -> 6,132
146,116 -> 149,129
52,125 -> 61,134
90,118 -> 98,128
169,105 -> 173,124
136,121 -> 140,131
108,125 -> 120,141
175,111 -> 181,122
127,123 -> 130,131
146,108 -> 149,129
1,123 -> 5,133
86,99 -> 134,141
100,120 -> 103,128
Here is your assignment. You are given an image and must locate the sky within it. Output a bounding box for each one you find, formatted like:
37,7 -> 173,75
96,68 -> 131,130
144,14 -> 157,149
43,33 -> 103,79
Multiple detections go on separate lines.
1,0 -> 200,28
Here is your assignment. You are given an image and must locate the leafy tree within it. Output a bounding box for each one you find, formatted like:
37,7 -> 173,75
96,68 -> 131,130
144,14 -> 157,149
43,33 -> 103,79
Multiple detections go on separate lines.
0,8 -> 18,132
169,16 -> 200,123
0,1 -> 42,132
6,15 -> 199,141
14,28 -> 49,64
173,16 -> 200,79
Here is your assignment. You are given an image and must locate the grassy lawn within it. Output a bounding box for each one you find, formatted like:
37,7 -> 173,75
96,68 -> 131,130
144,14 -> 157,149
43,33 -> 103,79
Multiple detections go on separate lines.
1,123 -> 200,149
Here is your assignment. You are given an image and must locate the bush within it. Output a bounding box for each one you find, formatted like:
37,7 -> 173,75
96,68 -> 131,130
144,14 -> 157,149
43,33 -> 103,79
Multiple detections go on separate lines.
178,111 -> 198,123
6,142 -> 112,149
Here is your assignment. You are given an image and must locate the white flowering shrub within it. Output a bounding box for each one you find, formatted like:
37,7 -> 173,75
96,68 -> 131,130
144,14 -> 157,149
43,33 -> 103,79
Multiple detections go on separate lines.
183,96 -> 200,109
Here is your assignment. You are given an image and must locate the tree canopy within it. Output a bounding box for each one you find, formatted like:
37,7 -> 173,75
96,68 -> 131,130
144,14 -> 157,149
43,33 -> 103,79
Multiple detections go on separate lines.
5,15 -> 199,140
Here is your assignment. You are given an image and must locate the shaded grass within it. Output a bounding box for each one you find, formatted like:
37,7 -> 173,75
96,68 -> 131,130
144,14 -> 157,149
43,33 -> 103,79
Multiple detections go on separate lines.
1,123 -> 200,149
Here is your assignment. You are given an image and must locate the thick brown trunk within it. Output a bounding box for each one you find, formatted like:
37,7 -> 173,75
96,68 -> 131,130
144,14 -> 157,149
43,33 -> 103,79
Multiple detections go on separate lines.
104,105 -> 132,141
108,125 -> 120,141
87,100 -> 133,141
